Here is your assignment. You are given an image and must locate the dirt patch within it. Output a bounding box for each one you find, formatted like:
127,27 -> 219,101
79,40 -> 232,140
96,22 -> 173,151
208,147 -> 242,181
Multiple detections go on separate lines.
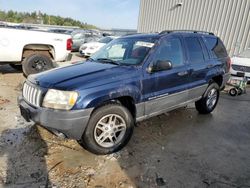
0,97 -> 10,105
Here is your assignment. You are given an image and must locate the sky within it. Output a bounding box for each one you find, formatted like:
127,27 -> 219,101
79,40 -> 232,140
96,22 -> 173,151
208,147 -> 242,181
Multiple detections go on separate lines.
0,0 -> 140,29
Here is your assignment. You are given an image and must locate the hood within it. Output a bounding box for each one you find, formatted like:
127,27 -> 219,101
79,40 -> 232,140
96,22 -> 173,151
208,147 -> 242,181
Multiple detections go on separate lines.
231,56 -> 250,66
28,61 -> 140,90
81,42 -> 104,48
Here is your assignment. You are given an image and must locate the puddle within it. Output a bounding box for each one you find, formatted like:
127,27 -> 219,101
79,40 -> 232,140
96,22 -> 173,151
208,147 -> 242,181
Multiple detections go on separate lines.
0,115 -> 34,146
49,147 -> 99,169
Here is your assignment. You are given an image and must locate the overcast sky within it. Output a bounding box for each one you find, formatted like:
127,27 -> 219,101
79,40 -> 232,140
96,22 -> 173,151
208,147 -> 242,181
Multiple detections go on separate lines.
0,0 -> 140,29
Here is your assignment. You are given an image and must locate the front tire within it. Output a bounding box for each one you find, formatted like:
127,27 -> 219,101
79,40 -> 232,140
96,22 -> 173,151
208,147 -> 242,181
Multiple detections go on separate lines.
195,83 -> 220,114
80,104 -> 134,155
22,54 -> 54,76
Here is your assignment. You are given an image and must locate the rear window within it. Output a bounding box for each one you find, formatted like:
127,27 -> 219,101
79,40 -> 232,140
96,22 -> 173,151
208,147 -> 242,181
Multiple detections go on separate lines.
203,37 -> 228,59
185,37 -> 205,63
72,33 -> 83,39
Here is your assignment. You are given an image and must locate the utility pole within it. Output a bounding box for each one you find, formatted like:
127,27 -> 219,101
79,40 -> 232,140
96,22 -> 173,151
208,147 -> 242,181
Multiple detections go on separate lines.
36,10 -> 43,24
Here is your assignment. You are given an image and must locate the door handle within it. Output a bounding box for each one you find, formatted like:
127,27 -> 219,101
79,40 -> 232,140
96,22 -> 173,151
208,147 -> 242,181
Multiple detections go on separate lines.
178,71 -> 189,76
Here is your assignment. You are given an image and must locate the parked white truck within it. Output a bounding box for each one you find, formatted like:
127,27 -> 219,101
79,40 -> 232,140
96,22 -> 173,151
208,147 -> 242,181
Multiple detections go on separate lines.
0,27 -> 72,76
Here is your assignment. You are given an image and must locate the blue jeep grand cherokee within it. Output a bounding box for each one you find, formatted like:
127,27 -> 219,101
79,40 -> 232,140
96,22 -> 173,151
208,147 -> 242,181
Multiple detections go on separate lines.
19,31 -> 231,154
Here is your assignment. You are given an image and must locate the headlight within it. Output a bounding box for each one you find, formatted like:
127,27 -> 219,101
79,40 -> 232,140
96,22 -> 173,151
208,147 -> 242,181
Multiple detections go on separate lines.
90,46 -> 98,50
42,89 -> 78,110
80,46 -> 87,50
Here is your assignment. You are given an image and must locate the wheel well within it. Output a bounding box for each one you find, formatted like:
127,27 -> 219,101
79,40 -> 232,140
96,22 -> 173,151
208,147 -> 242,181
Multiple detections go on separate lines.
211,75 -> 223,87
116,96 -> 136,118
93,96 -> 136,119
22,44 -> 55,61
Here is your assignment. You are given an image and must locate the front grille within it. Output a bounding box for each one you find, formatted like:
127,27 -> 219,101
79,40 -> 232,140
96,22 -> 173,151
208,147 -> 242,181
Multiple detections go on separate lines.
232,64 -> 250,73
22,82 -> 42,107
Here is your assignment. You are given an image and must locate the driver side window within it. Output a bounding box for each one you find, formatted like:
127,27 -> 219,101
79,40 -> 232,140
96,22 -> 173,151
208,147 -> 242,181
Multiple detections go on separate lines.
153,37 -> 184,68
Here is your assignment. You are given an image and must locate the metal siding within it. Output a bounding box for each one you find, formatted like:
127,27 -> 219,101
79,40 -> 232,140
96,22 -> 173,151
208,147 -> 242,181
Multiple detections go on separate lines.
240,0 -> 250,51
138,0 -> 250,56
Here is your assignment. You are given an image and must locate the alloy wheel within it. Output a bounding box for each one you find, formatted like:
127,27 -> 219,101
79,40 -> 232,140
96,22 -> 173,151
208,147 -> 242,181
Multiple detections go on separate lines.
94,114 -> 127,148
206,88 -> 218,110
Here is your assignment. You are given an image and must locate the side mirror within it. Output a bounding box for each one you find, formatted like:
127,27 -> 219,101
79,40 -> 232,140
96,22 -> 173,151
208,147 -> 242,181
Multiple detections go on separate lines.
148,60 -> 172,73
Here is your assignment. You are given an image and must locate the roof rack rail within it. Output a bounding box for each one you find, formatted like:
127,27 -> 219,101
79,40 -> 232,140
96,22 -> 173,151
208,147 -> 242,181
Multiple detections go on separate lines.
159,30 -> 214,35
122,32 -> 141,36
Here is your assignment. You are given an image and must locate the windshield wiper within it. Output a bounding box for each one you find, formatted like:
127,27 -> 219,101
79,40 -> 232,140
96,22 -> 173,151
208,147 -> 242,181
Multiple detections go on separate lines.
96,58 -> 120,65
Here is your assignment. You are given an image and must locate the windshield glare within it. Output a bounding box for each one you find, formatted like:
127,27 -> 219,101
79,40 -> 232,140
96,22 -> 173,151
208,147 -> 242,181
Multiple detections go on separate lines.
91,38 -> 156,65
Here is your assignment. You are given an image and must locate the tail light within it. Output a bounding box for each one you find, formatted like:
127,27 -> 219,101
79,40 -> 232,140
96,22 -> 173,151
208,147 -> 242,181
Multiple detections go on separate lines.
226,57 -> 231,72
67,38 -> 72,51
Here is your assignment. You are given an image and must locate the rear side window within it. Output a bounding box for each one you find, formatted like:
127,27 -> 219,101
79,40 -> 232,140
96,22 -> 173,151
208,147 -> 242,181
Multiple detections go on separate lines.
203,37 -> 228,59
72,33 -> 83,39
185,37 -> 205,63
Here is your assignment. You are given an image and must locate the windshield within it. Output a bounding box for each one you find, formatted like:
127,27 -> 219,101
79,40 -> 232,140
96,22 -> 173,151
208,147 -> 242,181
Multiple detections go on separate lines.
238,49 -> 250,58
72,33 -> 84,39
91,38 -> 157,65
99,37 -> 113,44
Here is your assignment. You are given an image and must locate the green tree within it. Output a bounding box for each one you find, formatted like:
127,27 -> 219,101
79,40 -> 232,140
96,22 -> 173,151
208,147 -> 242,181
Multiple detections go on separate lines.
0,9 -> 98,29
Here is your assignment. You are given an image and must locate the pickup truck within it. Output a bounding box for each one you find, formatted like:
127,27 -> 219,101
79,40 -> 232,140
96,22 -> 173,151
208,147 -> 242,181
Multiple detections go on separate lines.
0,27 -> 72,76
18,31 -> 231,154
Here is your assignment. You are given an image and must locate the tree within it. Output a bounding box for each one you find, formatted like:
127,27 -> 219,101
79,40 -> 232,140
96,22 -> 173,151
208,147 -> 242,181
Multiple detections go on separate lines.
0,9 -> 98,29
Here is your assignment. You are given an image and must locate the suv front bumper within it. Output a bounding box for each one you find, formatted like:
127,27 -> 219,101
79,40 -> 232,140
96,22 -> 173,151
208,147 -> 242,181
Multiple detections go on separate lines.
18,96 -> 93,140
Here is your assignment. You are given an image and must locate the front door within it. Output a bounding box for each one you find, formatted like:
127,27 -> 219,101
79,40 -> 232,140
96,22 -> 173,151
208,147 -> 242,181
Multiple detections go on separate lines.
143,35 -> 190,115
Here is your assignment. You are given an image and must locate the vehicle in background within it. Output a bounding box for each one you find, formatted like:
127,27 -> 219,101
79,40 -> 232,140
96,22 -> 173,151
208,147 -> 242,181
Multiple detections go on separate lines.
48,28 -> 74,35
0,23 -> 39,30
71,31 -> 101,52
79,36 -> 118,57
0,27 -> 72,76
230,49 -> 250,81
19,31 -> 230,154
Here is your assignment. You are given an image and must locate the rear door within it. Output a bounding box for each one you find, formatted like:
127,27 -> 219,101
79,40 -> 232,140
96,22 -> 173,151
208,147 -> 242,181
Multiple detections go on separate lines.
202,36 -> 229,73
143,35 -> 190,115
183,35 -> 210,100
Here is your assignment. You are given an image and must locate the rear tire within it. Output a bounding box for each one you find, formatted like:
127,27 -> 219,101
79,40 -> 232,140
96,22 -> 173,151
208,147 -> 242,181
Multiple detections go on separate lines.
195,83 -> 220,114
80,103 -> 134,155
22,54 -> 54,76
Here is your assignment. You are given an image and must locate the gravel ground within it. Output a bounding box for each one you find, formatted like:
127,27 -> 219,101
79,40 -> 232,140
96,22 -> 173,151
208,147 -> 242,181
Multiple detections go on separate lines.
0,58 -> 250,188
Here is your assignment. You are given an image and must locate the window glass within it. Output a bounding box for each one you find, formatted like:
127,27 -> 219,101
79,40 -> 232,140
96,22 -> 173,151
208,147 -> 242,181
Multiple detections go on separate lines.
185,37 -> 204,63
99,37 -> 113,44
153,37 -> 184,67
84,33 -> 92,38
203,37 -> 228,58
72,33 -> 83,39
130,41 -> 152,60
107,43 -> 126,60
91,38 -> 156,65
